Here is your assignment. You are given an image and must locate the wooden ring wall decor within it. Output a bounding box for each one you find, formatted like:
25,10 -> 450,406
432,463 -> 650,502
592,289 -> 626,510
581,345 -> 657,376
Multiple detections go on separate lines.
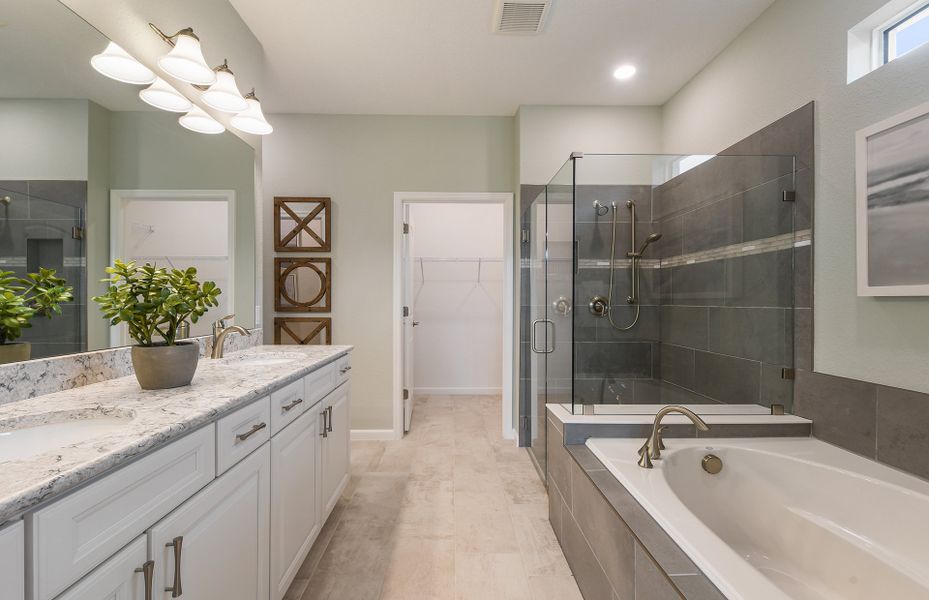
274,197 -> 331,252
274,317 -> 332,345
274,257 -> 331,312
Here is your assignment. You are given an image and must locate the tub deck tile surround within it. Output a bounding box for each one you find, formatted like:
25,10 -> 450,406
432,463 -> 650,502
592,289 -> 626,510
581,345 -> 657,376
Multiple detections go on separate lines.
0,343 -> 351,523
547,410 -> 729,600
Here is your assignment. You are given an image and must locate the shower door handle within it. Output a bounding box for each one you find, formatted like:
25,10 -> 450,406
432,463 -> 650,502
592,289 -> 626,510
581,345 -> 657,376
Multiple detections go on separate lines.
531,319 -> 555,354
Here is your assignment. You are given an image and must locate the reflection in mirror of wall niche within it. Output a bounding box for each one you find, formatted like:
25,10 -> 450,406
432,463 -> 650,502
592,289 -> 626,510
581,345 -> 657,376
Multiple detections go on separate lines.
275,257 -> 331,312
274,317 -> 331,345
274,197 -> 331,252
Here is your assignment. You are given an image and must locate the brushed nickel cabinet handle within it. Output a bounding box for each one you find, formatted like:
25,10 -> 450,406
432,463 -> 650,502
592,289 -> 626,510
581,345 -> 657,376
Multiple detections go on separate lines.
326,405 -> 333,432
282,398 -> 304,412
135,560 -> 155,600
165,536 -> 183,597
339,365 -> 352,374
236,422 -> 267,442
321,410 -> 328,438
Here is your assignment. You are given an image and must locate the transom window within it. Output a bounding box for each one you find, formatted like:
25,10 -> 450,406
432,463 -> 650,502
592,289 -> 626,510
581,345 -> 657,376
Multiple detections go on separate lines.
882,1 -> 929,63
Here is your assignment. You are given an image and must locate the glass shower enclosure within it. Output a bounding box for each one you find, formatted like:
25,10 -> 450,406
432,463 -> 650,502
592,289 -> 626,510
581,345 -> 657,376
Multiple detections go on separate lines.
523,153 -> 799,477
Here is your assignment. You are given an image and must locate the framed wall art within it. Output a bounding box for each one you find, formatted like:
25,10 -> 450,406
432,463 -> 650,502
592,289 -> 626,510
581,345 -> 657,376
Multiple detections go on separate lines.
274,257 -> 331,312
856,99 -> 929,296
274,197 -> 331,252
274,317 -> 332,345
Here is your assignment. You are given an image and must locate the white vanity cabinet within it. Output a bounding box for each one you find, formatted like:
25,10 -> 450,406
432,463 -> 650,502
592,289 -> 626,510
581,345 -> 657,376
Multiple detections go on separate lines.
320,382 -> 351,516
0,520 -> 24,600
270,408 -> 322,600
13,351 -> 351,600
148,444 -> 270,600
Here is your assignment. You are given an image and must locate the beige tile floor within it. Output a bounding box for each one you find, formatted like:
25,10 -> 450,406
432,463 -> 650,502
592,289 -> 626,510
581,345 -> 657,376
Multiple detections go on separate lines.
285,394 -> 582,600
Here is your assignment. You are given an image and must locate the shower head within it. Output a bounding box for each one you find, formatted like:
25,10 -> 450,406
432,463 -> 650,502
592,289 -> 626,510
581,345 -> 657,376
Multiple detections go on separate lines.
637,232 -> 663,256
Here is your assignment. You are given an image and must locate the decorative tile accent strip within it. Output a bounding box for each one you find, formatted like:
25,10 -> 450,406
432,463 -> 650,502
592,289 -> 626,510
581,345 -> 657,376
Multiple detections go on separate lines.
660,229 -> 811,269
0,328 -> 263,406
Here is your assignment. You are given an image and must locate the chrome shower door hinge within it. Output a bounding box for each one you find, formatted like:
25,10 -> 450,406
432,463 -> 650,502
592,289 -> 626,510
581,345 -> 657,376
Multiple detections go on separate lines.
71,226 -> 84,240
782,190 -> 796,202
520,228 -> 530,243
403,388 -> 410,400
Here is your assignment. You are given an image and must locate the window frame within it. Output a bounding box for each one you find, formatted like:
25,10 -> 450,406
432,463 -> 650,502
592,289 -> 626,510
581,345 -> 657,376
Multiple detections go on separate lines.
878,0 -> 929,65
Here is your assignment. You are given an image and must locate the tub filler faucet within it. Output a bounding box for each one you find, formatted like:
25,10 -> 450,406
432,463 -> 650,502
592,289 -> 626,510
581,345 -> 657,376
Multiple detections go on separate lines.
637,406 -> 710,469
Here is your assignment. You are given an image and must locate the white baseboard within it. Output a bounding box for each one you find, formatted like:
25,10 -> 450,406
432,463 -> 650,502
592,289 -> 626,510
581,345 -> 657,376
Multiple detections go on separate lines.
414,387 -> 503,396
350,429 -> 397,441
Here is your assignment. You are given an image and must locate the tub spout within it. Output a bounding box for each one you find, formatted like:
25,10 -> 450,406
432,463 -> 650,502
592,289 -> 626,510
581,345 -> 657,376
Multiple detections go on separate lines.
637,406 -> 710,469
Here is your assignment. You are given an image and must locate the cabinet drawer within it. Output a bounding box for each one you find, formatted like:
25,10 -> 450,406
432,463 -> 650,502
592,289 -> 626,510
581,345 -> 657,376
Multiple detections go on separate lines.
27,426 -> 215,600
55,535 -> 147,600
216,397 -> 271,475
335,354 -> 352,386
0,520 -> 23,600
270,378 -> 307,435
303,362 -> 336,410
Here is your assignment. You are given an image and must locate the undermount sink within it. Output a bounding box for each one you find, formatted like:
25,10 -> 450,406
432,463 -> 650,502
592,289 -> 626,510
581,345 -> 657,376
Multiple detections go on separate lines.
218,351 -> 305,367
0,408 -> 134,462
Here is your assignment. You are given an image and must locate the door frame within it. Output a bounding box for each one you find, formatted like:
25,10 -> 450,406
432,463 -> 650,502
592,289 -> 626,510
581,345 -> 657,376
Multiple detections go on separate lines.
392,192 -> 515,441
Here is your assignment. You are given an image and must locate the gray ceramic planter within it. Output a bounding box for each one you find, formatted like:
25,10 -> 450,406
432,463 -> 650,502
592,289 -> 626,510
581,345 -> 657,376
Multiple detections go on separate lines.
131,342 -> 200,390
0,342 -> 30,365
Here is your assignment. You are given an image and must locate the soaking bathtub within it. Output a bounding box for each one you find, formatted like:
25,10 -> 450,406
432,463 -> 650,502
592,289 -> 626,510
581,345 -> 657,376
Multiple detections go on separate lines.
586,437 -> 929,600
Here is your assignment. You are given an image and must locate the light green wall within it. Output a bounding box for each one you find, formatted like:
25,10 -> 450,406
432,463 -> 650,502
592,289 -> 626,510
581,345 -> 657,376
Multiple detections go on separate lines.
263,114 -> 515,431
0,99 -> 88,180
86,102 -> 111,349
105,111 -> 257,331
661,0 -> 929,393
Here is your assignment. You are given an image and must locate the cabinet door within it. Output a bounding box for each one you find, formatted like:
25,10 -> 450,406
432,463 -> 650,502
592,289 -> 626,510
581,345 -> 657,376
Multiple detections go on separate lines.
56,536 -> 148,600
270,408 -> 321,600
149,443 -> 270,600
0,520 -> 23,600
321,382 -> 351,517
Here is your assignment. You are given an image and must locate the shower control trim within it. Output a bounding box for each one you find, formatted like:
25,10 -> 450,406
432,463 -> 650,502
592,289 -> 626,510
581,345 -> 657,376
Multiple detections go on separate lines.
589,296 -> 609,317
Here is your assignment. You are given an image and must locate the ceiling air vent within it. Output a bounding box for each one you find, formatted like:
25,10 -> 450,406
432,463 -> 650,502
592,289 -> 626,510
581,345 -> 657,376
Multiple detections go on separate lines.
493,0 -> 551,34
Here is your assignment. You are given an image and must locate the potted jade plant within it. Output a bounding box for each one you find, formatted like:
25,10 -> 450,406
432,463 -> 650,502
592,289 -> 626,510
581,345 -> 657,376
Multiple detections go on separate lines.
93,260 -> 220,390
0,269 -> 74,364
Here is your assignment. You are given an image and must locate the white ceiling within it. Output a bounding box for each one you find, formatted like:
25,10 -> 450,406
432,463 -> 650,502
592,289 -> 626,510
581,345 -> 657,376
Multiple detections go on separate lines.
0,0 -> 147,111
229,0 -> 775,115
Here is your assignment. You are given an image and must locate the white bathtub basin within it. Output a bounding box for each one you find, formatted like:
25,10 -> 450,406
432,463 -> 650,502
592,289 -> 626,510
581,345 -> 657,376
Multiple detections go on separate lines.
0,409 -> 133,462
586,437 -> 929,600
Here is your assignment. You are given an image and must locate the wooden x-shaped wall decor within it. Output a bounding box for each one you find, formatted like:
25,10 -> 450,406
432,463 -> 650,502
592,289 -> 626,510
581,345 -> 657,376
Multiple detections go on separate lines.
274,197 -> 331,252
274,317 -> 332,345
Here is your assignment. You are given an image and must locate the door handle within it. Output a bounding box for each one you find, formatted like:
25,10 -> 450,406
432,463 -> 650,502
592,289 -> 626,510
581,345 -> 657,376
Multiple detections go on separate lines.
544,319 -> 556,353
282,398 -> 304,412
135,560 -> 155,600
530,319 -> 545,353
235,422 -> 267,442
165,536 -> 183,597
321,410 -> 328,437
532,319 -> 555,354
326,405 -> 333,432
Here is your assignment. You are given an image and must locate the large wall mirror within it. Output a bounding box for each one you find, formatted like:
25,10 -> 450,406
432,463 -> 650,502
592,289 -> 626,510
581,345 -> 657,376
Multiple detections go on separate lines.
0,0 -> 257,363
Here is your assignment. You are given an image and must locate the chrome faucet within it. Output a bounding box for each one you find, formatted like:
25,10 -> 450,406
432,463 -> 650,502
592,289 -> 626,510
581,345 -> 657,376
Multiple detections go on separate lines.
210,314 -> 250,359
637,405 -> 710,469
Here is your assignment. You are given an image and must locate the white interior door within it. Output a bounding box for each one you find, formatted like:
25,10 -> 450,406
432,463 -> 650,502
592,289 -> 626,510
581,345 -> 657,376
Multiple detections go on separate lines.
401,204 -> 415,432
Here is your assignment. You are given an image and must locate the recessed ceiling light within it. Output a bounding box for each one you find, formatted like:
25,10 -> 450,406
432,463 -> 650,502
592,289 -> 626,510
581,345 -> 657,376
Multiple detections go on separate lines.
613,65 -> 637,80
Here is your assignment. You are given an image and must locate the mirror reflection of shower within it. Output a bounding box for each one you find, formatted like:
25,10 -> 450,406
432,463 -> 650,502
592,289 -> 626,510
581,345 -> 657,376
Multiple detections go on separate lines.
589,200 -> 662,331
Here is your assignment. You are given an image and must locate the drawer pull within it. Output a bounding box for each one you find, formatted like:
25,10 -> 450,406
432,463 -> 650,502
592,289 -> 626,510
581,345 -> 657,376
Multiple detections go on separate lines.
321,410 -> 328,438
282,398 -> 304,412
235,422 -> 267,442
165,536 -> 183,597
135,560 -> 155,600
339,365 -> 352,374
326,405 -> 334,432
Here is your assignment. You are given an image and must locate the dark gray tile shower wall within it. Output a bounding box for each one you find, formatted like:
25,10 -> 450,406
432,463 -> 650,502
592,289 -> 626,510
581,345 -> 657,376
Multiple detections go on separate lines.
0,180 -> 87,358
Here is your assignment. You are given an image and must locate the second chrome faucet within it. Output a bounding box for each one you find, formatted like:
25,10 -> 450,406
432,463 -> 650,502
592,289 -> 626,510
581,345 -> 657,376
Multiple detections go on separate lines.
637,405 -> 710,469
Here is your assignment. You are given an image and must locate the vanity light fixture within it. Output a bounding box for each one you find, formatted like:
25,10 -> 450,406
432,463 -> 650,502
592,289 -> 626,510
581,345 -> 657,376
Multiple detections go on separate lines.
613,64 -> 637,80
139,77 -> 194,112
201,60 -> 248,113
179,106 -> 225,135
230,90 -> 273,135
150,24 -> 216,86
91,42 -> 156,85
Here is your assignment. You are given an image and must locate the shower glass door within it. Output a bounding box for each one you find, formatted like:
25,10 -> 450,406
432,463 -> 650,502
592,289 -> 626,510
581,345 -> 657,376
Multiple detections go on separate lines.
525,159 -> 574,479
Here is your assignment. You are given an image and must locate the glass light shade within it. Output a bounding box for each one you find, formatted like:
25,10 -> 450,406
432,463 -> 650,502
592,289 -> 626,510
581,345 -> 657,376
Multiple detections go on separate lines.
158,34 -> 216,85
91,42 -> 156,85
201,69 -> 248,113
139,78 -> 193,112
179,106 -> 225,134
230,97 -> 273,135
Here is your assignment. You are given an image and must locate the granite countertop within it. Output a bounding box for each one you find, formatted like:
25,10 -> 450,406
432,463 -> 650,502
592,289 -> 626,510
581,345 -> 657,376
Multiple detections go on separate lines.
0,345 -> 352,524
